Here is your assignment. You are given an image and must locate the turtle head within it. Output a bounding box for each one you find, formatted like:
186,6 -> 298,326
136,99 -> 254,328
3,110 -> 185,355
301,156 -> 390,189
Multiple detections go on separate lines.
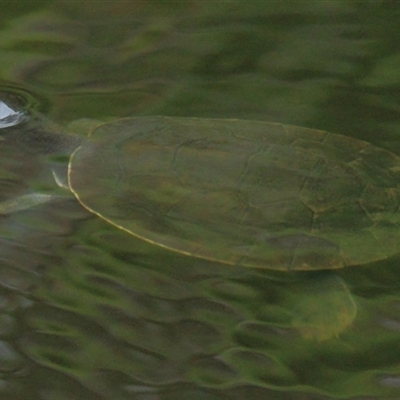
0,95 -> 90,213
1,113 -> 83,157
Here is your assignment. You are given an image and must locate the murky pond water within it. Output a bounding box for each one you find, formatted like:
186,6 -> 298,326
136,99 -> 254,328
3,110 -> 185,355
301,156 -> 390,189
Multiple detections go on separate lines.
1,1 -> 400,399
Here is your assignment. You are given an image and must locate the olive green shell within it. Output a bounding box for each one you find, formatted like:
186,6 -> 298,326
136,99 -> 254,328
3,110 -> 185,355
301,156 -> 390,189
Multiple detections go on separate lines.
68,117 -> 400,270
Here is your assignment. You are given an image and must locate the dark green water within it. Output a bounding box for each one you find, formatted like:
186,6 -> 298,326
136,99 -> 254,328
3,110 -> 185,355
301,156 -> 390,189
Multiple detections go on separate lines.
1,1 -> 400,399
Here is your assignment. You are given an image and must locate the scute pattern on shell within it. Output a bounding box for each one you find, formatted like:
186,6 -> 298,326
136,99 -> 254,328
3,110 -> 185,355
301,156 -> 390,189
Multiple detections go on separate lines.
68,117 -> 400,270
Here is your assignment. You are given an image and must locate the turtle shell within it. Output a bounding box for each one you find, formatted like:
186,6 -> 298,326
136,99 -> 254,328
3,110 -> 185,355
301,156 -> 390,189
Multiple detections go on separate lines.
67,117 -> 400,270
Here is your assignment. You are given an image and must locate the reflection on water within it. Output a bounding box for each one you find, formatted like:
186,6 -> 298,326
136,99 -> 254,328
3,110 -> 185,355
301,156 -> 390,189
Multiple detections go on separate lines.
1,1 -> 400,399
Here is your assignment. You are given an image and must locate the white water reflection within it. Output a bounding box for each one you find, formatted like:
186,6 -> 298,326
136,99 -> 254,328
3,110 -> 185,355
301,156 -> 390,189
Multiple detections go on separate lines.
0,99 -> 27,129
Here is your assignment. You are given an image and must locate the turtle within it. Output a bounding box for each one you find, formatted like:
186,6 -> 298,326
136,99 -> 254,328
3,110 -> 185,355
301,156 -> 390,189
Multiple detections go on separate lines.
2,114 -> 400,340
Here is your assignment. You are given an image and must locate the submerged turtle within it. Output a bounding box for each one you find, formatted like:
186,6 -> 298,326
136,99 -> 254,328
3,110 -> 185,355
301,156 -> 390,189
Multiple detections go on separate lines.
3,114 -> 400,340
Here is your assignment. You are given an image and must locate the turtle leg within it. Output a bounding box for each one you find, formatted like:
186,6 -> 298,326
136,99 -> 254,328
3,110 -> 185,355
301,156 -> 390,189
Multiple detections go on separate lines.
0,193 -> 54,214
290,272 -> 357,341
